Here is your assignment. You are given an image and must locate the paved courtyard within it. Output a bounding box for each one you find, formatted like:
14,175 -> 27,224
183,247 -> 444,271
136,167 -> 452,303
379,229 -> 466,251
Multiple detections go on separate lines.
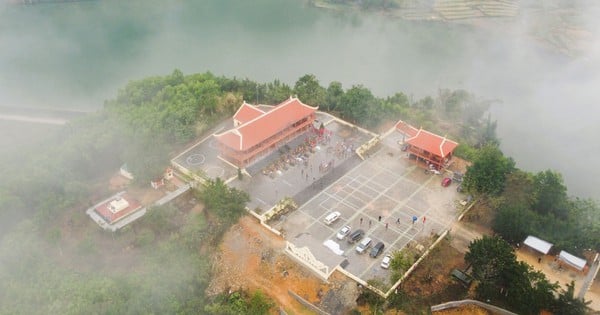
275,130 -> 461,286
230,114 -> 372,213
171,120 -> 238,180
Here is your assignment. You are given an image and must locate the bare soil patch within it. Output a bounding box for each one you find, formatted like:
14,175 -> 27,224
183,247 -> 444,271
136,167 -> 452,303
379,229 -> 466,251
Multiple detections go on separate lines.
208,216 -> 359,314
395,239 -> 472,313
433,304 -> 493,315
461,199 -> 495,233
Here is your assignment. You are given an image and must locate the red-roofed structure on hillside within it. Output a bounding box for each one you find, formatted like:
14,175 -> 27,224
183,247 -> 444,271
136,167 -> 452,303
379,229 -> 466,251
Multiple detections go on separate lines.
94,194 -> 142,224
214,97 -> 318,168
395,120 -> 458,170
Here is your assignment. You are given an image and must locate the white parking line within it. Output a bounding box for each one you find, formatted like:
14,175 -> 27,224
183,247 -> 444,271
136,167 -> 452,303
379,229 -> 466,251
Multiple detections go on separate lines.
282,179 -> 293,187
255,198 -> 267,205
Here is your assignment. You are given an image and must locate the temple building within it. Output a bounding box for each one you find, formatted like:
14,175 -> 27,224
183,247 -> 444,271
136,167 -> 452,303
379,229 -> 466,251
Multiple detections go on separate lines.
214,97 -> 318,168
396,120 -> 458,170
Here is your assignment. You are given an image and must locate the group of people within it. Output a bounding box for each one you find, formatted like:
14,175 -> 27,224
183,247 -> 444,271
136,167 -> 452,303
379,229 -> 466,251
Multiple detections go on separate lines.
357,214 -> 428,230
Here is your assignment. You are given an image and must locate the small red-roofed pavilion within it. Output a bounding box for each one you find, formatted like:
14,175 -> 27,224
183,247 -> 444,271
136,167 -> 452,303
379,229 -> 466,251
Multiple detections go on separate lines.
214,97 -> 318,168
395,120 -> 458,170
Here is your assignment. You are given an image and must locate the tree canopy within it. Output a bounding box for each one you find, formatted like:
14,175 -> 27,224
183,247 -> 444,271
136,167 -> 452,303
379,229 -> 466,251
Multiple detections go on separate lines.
462,145 -> 515,195
465,236 -> 559,315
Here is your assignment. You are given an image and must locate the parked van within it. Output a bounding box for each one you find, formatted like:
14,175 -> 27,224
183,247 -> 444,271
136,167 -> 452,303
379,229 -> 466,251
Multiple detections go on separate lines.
355,237 -> 372,254
324,211 -> 341,225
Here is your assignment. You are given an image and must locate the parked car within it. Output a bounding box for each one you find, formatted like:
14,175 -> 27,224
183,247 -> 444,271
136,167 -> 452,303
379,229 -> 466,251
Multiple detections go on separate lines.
380,254 -> 392,269
347,229 -> 365,243
355,237 -> 372,254
441,177 -> 452,187
336,225 -> 351,240
324,211 -> 341,225
370,242 -> 385,258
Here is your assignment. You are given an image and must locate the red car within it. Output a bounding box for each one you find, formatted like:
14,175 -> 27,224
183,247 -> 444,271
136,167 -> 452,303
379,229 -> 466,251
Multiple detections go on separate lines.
441,177 -> 452,187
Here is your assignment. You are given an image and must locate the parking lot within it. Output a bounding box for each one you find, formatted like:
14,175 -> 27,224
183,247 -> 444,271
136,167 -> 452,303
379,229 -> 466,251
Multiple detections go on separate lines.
276,130 -> 461,286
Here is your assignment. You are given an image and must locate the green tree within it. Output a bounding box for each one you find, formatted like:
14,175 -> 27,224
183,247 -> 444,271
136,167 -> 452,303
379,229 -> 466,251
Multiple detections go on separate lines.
293,74 -> 326,106
500,171 -> 537,208
465,236 -> 559,315
247,290 -> 275,314
263,79 -> 292,104
198,178 -> 250,222
389,249 -> 413,282
532,170 -> 569,218
465,235 -> 516,290
324,81 -> 344,112
340,84 -> 378,126
493,204 -> 538,244
204,290 -> 273,315
552,281 -> 591,315
462,144 -> 515,195
569,198 -> 600,252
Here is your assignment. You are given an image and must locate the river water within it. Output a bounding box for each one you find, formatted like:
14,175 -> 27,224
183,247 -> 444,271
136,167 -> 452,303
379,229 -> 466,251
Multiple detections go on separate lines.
1,0 -> 599,198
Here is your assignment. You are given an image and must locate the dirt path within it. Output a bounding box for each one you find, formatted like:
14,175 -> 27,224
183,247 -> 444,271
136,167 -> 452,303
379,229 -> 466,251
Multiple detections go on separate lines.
208,216 -> 358,314
449,222 -> 484,254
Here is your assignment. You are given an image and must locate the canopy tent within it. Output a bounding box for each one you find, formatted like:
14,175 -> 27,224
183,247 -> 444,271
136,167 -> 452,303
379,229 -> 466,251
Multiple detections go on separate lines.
523,236 -> 553,255
559,251 -> 587,271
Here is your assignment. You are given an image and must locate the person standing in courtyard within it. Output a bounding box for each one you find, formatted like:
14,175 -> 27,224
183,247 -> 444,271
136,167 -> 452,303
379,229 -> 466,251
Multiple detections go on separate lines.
360,217 -> 363,225
385,223 -> 388,229
423,216 -> 426,224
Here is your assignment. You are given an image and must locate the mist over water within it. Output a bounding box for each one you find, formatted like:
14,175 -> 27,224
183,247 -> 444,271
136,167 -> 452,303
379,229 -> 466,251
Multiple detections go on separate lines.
1,0 -> 599,198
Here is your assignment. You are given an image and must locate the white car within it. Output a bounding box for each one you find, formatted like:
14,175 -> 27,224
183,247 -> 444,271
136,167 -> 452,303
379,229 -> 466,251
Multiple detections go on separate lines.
336,225 -> 351,240
324,211 -> 341,225
380,254 -> 392,269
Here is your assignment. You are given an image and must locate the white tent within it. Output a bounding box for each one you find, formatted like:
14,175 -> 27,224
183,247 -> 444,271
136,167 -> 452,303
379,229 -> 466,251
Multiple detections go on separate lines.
559,251 -> 587,271
523,236 -> 553,255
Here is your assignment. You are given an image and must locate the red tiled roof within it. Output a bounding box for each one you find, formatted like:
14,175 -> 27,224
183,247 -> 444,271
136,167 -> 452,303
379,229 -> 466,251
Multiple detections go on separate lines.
94,194 -> 142,224
215,97 -> 318,151
233,101 -> 265,125
406,129 -> 458,158
395,120 -> 419,138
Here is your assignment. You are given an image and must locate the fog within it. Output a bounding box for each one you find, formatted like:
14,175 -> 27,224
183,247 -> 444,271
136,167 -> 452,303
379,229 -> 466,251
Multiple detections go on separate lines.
1,0 -> 599,197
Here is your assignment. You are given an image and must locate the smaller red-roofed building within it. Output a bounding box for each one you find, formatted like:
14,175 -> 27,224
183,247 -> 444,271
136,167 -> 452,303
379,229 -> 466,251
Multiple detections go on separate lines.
94,194 -> 142,224
395,120 -> 458,170
214,97 -> 318,168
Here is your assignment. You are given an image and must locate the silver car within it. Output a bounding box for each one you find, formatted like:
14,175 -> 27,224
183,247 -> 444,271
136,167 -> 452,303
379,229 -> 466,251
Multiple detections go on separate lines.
336,225 -> 351,240
380,254 -> 392,269
355,237 -> 372,254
